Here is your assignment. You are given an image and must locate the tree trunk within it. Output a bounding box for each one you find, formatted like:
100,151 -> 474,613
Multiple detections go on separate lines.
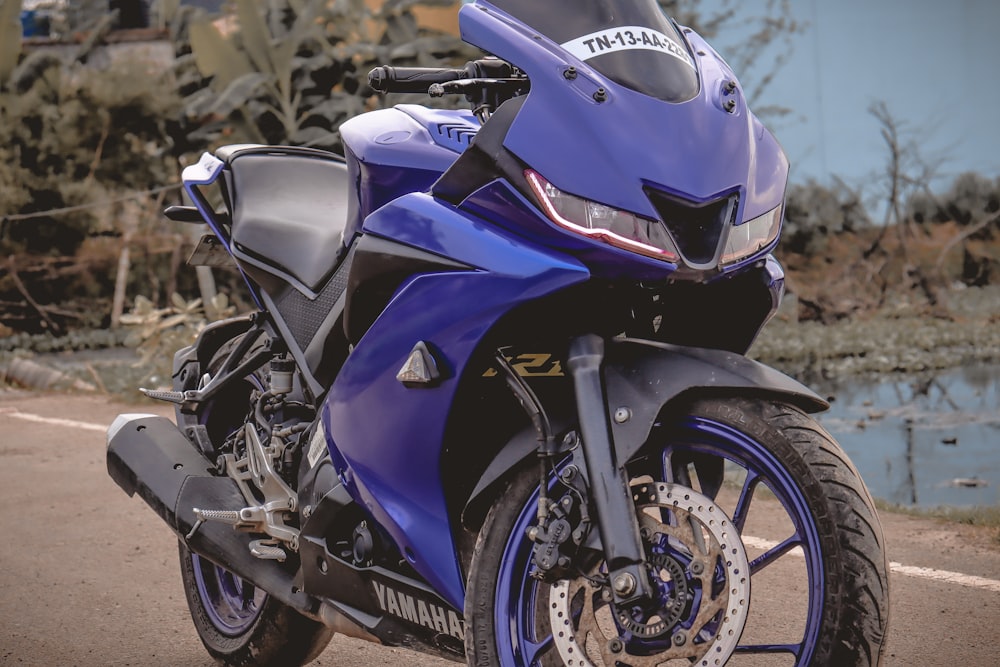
110,198 -> 140,329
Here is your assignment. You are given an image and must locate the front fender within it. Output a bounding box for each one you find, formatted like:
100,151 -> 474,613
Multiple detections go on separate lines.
604,338 -> 827,465
463,338 -> 826,525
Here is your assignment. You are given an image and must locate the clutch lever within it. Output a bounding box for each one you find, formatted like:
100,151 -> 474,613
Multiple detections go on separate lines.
429,78 -> 530,123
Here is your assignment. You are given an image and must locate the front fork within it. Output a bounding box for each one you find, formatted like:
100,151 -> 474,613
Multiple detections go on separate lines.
497,335 -> 654,605
565,335 -> 654,606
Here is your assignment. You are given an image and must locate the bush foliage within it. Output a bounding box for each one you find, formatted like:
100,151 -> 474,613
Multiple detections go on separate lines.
178,0 -> 475,150
0,54 -> 181,255
0,0 -> 473,334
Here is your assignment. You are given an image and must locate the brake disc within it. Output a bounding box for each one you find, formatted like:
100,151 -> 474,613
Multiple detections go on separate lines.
549,482 -> 750,667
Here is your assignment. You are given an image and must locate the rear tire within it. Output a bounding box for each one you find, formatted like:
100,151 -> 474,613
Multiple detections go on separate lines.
178,542 -> 332,667
466,398 -> 889,666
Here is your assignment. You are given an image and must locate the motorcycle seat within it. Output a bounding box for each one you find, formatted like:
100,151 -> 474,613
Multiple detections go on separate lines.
221,145 -> 351,292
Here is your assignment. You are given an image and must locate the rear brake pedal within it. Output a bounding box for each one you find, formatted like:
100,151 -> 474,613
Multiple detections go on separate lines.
250,540 -> 286,561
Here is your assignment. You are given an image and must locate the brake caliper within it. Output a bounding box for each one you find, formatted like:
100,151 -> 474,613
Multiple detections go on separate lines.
527,461 -> 592,580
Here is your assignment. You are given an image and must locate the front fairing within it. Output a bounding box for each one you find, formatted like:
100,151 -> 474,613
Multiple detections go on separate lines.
460,1 -> 787,241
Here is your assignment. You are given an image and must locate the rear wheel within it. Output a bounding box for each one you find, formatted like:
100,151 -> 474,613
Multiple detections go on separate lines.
178,542 -> 332,666
176,333 -> 332,666
465,398 -> 889,666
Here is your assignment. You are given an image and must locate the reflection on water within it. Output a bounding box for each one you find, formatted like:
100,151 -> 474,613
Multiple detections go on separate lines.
813,364 -> 1000,509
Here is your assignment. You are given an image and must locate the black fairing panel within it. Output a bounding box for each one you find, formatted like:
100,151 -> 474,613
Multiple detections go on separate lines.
344,235 -> 471,344
226,146 -> 351,292
432,95 -> 527,206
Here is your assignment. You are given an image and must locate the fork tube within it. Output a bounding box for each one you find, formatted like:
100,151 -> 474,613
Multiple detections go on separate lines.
566,334 -> 652,605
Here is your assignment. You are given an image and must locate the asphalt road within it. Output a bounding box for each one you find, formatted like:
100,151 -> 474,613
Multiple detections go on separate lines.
1,391 -> 999,666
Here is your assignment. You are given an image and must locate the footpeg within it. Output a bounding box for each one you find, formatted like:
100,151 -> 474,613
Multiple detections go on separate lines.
250,540 -> 286,561
187,507 -> 246,540
139,388 -> 187,404
193,508 -> 242,525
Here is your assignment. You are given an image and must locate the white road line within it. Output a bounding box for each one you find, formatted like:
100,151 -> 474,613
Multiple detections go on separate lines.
886,563 -> 1000,593
4,407 -> 999,594
742,535 -> 1000,594
0,407 -> 108,433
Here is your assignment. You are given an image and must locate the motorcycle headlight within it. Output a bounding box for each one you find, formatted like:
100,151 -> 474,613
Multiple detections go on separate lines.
720,204 -> 783,266
525,170 -> 680,263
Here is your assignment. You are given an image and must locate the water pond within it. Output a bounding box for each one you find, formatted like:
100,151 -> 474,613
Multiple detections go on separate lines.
813,364 -> 1000,509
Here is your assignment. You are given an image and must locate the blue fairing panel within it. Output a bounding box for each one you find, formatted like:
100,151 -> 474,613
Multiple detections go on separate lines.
320,193 -> 589,609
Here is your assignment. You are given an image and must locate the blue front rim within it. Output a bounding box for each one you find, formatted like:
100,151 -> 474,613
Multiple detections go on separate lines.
191,553 -> 268,636
495,415 -> 825,666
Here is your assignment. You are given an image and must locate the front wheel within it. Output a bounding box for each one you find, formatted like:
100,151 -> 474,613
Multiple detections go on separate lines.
465,398 -> 889,666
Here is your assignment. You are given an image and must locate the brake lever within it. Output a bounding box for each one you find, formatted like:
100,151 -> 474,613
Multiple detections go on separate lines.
427,78 -> 529,97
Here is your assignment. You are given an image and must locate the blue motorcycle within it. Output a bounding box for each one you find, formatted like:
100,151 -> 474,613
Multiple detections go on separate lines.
107,1 -> 889,665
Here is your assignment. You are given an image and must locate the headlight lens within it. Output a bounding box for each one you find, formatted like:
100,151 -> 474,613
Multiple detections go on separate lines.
525,170 -> 680,263
720,204 -> 783,266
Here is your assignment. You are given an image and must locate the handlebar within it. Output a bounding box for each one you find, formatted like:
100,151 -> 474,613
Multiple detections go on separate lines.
367,66 -> 470,94
367,59 -> 524,122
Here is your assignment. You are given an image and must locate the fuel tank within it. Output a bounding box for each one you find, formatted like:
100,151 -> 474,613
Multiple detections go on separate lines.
338,104 -> 481,243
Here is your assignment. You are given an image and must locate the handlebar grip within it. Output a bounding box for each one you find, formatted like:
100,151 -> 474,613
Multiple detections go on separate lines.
368,66 -> 469,94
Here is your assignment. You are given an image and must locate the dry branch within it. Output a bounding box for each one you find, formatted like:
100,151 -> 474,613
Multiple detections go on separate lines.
935,212 -> 1000,269
5,256 -> 63,336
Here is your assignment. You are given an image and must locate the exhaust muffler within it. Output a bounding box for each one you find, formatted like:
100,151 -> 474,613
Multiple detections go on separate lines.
106,414 -> 316,617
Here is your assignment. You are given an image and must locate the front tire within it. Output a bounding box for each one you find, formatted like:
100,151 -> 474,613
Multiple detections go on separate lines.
466,398 -> 889,666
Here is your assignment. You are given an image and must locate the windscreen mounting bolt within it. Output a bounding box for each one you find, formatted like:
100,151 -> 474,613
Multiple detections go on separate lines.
563,66 -> 578,80
593,88 -> 608,103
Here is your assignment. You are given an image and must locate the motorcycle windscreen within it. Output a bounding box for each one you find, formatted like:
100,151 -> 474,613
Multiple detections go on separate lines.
489,0 -> 699,103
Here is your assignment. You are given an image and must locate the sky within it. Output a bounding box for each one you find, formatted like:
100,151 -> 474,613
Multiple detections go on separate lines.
701,0 -> 1000,190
